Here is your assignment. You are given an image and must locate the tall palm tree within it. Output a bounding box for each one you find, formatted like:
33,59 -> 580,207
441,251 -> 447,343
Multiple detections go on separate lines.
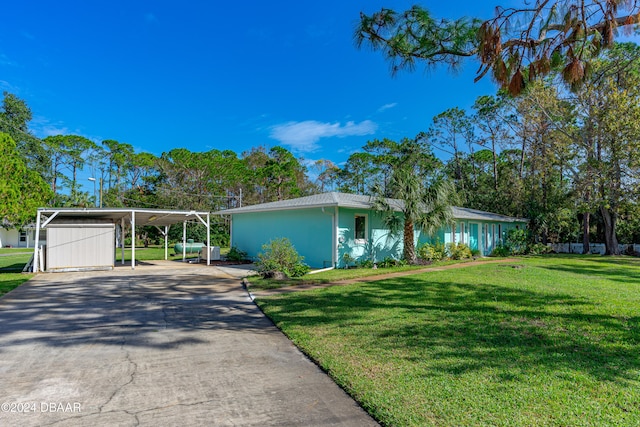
372,161 -> 459,264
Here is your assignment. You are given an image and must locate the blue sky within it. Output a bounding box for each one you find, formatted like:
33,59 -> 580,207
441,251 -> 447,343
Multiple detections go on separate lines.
2,1 -> 512,182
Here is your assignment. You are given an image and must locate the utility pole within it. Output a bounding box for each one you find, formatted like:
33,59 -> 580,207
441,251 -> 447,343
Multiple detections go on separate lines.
99,177 -> 103,208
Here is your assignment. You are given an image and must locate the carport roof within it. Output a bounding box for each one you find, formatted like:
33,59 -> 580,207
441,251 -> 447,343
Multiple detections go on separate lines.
36,208 -> 211,227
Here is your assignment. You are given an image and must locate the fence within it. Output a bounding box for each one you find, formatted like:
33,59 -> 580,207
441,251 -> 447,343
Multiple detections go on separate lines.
547,243 -> 640,255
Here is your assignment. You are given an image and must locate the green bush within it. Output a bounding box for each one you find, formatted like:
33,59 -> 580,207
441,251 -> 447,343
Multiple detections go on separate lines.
378,257 -> 406,268
342,253 -> 356,268
418,241 -> 446,262
357,259 -> 375,269
446,242 -> 473,260
505,228 -> 529,255
226,246 -> 247,262
256,237 -> 310,278
528,243 -> 552,255
491,245 -> 511,257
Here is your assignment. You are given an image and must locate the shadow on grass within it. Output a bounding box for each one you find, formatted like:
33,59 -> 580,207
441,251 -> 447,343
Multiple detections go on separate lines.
258,274 -> 640,384
533,254 -> 640,286
0,262 -> 27,272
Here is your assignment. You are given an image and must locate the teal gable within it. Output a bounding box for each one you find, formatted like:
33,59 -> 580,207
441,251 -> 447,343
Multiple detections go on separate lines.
217,192 -> 528,269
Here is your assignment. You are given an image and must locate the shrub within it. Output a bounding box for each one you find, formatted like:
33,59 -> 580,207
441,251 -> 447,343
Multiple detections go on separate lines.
342,253 -> 356,268
378,256 -> 406,268
505,228 -> 529,255
446,242 -> 473,260
418,241 -> 446,262
226,246 -> 247,262
256,237 -> 310,278
357,259 -> 375,269
491,245 -> 510,257
528,243 -> 552,255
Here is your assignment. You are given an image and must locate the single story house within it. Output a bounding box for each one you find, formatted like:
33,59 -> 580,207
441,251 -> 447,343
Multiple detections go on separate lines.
216,192 -> 528,268
0,224 -> 37,248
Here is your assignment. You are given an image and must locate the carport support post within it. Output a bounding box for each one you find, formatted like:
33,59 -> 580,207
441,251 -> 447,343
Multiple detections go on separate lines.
164,225 -> 169,260
131,210 -> 136,270
33,210 -> 41,273
121,218 -> 125,265
182,221 -> 186,262
207,213 -> 210,266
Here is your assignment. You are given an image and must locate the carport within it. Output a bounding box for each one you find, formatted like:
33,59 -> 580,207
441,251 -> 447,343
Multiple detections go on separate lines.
32,208 -> 212,272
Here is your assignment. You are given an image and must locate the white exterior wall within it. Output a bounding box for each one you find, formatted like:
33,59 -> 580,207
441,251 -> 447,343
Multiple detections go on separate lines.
46,224 -> 115,271
0,228 -> 36,248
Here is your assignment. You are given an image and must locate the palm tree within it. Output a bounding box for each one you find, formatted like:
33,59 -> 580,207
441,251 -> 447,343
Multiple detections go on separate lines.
372,158 -> 459,264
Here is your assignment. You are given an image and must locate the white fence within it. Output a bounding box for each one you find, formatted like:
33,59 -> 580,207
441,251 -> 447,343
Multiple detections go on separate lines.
547,243 -> 640,255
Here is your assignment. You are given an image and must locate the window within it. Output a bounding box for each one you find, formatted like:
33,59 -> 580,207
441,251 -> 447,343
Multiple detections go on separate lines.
460,222 -> 465,244
492,224 -> 496,248
498,224 -> 503,244
19,231 -> 27,242
355,215 -> 367,242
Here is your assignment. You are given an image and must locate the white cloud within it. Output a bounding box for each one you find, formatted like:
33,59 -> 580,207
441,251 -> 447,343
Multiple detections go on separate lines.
270,120 -> 377,153
377,102 -> 397,113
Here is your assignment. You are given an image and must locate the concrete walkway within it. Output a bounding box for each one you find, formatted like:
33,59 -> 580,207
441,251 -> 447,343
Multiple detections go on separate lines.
0,263 -> 377,426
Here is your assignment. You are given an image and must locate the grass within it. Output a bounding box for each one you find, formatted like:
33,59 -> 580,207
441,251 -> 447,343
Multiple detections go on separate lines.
0,247 -> 34,255
0,273 -> 33,297
247,259 -> 477,290
0,253 -> 32,271
256,255 -> 640,426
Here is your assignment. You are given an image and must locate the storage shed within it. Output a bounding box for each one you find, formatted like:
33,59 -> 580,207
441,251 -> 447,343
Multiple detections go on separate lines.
32,208 -> 212,273
45,220 -> 115,272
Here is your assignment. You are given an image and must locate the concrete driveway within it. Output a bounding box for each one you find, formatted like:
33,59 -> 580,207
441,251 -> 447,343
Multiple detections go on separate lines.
0,262 -> 377,426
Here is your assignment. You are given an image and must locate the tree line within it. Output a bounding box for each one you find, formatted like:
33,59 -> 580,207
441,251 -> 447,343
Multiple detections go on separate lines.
2,49 -> 640,253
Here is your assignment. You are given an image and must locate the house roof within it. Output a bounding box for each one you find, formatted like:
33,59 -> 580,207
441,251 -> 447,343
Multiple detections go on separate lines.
214,192 -> 528,223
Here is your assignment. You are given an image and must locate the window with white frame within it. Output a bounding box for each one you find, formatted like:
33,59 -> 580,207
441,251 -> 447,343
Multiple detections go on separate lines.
492,224 -> 496,248
460,222 -> 465,244
354,214 -> 367,243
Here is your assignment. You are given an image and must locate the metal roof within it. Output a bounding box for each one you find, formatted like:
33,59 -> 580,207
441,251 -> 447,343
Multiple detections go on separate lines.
214,192 -> 528,223
36,208 -> 211,227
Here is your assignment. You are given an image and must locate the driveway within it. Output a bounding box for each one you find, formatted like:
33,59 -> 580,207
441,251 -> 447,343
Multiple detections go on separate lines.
0,262 -> 377,426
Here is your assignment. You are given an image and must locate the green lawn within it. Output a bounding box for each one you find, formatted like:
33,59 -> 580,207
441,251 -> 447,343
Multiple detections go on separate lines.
0,273 -> 33,297
0,248 -> 34,255
0,252 -> 35,296
256,255 -> 640,426
247,259 -> 479,290
0,253 -> 32,271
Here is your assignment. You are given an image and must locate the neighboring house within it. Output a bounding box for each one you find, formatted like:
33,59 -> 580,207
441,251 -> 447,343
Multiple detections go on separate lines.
0,224 -> 37,248
215,192 -> 528,268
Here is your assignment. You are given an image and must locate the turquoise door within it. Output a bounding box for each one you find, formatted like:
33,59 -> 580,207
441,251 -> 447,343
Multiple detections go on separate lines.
469,223 -> 479,251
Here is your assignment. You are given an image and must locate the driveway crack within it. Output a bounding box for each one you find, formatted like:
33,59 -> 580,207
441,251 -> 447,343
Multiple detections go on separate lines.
98,341 -> 138,414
